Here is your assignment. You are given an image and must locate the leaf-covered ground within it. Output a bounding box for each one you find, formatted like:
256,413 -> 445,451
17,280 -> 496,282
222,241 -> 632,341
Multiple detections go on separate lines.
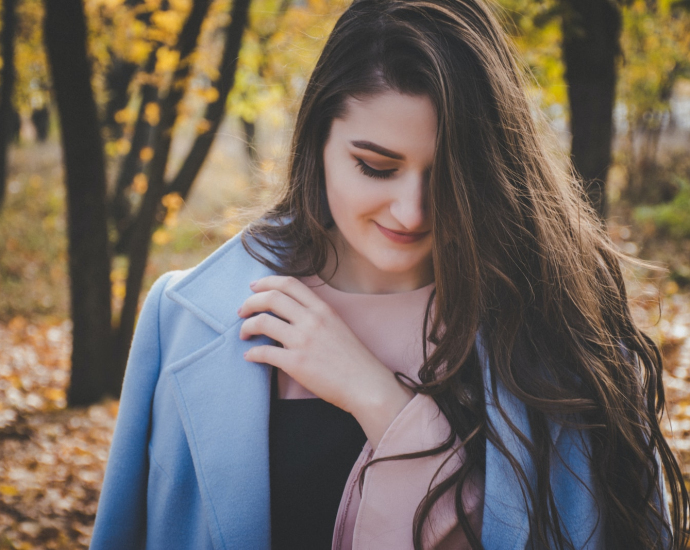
1,263 -> 690,548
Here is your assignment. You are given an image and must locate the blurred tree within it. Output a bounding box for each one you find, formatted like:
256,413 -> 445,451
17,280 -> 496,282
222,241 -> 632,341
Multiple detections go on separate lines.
14,0 -> 50,125
101,0 -> 152,142
40,0 -> 254,403
561,0 -> 622,219
0,0 -> 18,211
30,105 -> 48,140
618,0 -> 690,203
498,0 -> 622,219
44,0 -> 113,406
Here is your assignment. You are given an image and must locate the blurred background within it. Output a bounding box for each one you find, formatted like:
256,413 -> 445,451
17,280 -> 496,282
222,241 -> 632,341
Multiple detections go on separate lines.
0,0 -> 689,547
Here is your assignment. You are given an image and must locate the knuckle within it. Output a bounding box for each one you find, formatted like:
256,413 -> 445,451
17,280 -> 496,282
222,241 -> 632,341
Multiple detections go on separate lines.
256,313 -> 272,328
267,289 -> 282,303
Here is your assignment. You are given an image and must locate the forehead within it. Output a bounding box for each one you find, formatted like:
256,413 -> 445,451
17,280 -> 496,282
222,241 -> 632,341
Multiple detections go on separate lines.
332,91 -> 437,160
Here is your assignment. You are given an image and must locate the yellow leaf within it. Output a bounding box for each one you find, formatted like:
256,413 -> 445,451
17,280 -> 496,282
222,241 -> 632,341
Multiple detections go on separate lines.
169,0 -> 191,12
164,212 -> 178,228
151,11 -> 184,36
114,107 -> 135,124
0,485 -> 19,497
139,146 -> 154,161
129,40 -> 152,65
196,119 -> 211,134
144,102 -> 160,126
116,138 -> 131,155
132,173 -> 149,194
44,388 -> 65,402
161,192 -> 184,211
152,228 -> 172,245
8,316 -> 27,331
202,87 -> 219,103
665,281 -> 679,295
108,401 -> 120,417
155,46 -> 180,73
112,281 -> 126,300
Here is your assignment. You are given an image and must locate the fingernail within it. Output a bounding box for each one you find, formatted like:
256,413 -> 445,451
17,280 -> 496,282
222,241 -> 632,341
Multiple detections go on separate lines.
249,280 -> 257,288
237,307 -> 242,315
243,351 -> 248,358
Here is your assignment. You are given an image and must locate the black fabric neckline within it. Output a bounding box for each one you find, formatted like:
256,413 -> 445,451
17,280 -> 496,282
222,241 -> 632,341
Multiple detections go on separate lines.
269,367 -> 367,549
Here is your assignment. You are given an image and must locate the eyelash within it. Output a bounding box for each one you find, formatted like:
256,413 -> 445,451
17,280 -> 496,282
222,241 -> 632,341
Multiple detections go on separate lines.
355,158 -> 397,180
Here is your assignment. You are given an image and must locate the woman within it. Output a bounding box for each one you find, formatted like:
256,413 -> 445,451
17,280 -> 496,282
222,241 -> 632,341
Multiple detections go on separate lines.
90,0 -> 689,548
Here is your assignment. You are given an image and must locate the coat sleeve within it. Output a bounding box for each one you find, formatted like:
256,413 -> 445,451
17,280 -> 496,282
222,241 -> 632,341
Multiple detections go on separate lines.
90,271 -> 177,550
352,393 -> 484,549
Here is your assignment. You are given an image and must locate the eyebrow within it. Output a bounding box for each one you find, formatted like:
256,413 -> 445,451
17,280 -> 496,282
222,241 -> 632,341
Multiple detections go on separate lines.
350,140 -> 405,160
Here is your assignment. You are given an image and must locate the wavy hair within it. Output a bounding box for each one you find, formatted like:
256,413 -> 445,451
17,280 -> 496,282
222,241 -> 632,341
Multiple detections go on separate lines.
241,0 -> 689,547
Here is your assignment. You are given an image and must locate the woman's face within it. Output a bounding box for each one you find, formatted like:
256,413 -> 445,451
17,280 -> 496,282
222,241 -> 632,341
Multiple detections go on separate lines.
322,90 -> 436,293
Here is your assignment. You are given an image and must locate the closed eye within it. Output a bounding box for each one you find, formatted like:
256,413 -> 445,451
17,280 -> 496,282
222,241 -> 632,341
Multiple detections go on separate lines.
355,158 -> 397,180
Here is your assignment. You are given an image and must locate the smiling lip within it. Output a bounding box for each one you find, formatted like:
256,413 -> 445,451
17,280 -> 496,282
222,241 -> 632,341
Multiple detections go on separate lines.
375,222 -> 430,244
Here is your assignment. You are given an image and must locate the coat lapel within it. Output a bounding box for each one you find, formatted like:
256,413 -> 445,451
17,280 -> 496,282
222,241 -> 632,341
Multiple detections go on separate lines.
164,231 -> 278,549
161,229 -> 567,550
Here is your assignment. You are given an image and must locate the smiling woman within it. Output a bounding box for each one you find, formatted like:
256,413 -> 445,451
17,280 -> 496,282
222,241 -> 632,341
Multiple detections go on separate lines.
91,0 -> 689,549
321,92 -> 436,293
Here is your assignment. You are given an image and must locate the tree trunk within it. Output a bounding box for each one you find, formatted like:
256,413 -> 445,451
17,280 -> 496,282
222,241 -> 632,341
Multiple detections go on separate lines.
103,58 -> 139,141
0,0 -> 17,212
110,52 -> 158,253
167,0 -> 252,200
45,0 -> 113,406
561,0 -> 622,219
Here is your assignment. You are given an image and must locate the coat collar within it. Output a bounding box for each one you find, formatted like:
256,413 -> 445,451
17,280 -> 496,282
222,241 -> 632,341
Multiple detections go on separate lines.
165,230 -> 277,334
162,228 -> 564,550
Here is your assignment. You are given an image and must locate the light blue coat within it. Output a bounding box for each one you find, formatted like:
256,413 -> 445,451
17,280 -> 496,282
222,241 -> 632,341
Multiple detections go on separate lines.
90,229 -> 667,550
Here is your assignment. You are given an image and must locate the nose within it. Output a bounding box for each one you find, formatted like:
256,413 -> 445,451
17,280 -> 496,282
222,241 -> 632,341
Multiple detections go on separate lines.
389,171 -> 428,231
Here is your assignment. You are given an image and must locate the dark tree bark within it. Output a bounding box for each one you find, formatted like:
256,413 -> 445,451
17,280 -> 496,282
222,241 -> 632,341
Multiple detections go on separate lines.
167,0 -> 252,200
31,106 -> 50,141
241,117 -> 260,187
109,51 -> 158,251
561,0 -> 622,219
0,0 -> 17,211
45,0 -> 113,406
103,58 -> 139,141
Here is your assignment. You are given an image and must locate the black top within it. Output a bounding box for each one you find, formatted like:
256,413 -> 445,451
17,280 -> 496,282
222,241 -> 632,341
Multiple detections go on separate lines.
269,367 -> 367,550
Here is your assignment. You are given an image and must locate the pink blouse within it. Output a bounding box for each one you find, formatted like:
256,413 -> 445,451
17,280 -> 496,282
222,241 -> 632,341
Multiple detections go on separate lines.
275,274 -> 484,549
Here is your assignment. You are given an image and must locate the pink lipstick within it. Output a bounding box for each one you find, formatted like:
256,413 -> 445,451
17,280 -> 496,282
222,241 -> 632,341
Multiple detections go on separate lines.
375,222 -> 430,244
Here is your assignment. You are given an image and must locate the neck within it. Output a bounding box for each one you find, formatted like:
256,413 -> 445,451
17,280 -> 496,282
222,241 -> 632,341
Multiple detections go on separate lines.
319,228 -> 434,294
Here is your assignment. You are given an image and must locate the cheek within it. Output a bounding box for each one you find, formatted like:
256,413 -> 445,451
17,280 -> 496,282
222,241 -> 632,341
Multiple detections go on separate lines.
325,170 -> 385,226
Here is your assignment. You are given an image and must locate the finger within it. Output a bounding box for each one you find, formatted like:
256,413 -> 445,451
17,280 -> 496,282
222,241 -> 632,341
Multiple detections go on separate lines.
239,288 -> 307,324
250,275 -> 326,310
239,312 -> 294,347
244,344 -> 293,371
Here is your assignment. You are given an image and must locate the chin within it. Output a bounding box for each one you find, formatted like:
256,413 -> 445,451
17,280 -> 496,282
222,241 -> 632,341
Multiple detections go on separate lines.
368,255 -> 424,275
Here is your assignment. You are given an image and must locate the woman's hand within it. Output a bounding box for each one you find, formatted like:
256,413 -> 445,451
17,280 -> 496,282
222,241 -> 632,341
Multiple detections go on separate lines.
237,275 -> 414,450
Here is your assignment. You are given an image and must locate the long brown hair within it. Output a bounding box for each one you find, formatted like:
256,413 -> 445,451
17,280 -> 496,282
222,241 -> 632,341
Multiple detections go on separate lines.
241,0 -> 689,547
